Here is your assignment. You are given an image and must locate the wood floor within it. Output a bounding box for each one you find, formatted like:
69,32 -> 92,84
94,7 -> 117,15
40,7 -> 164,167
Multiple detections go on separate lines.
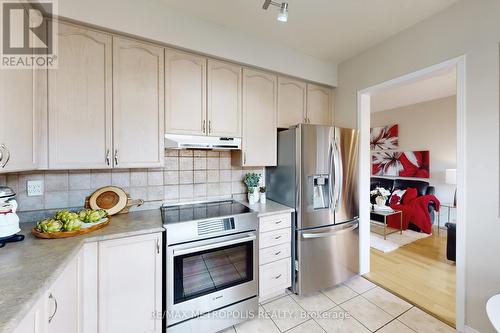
364,226 -> 456,327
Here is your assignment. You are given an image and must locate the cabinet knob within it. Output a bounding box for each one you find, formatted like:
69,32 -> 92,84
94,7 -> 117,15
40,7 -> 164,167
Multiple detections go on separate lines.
0,144 -> 10,168
48,293 -> 58,323
106,149 -> 111,166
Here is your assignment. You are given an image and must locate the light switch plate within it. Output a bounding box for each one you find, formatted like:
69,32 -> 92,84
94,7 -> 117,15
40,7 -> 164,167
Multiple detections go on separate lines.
27,180 -> 44,196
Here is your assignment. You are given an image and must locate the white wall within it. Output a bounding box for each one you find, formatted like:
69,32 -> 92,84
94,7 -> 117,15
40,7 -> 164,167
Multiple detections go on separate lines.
335,1 -> 500,331
371,96 -> 457,204
57,0 -> 337,86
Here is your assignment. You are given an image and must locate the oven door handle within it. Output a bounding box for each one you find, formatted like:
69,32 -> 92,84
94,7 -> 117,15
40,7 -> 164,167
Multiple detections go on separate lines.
173,234 -> 256,257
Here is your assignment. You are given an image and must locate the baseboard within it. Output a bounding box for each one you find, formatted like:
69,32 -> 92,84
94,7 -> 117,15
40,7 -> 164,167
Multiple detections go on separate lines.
464,325 -> 481,333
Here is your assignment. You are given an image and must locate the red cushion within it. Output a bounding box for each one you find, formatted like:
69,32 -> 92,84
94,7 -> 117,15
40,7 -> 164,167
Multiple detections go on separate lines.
402,187 -> 418,204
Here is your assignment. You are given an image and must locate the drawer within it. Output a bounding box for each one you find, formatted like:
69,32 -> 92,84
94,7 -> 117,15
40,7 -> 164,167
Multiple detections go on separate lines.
259,243 -> 291,265
259,213 -> 291,233
259,258 -> 291,296
259,228 -> 291,249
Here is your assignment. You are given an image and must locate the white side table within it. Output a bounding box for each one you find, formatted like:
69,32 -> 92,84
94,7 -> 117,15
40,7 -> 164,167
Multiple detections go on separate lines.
487,294 -> 500,332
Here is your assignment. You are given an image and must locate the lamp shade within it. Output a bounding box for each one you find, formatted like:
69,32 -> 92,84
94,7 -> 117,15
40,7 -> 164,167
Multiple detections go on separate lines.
445,168 -> 457,185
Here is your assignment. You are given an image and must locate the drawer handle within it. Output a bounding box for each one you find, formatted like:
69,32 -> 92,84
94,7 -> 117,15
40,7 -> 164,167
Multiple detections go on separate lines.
275,274 -> 282,279
275,251 -> 282,256
274,235 -> 282,240
275,220 -> 282,224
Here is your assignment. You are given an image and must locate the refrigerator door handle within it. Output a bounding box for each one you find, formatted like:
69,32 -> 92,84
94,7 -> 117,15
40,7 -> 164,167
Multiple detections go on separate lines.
328,140 -> 334,209
333,139 -> 343,212
301,222 -> 358,239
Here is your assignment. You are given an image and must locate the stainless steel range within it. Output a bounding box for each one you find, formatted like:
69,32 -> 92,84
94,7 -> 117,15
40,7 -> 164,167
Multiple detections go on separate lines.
162,200 -> 258,333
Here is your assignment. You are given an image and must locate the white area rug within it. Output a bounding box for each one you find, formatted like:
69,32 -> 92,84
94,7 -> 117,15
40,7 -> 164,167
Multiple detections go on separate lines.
370,230 -> 431,253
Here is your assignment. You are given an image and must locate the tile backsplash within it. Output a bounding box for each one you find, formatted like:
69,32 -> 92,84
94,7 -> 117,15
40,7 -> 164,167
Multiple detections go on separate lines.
0,150 -> 263,223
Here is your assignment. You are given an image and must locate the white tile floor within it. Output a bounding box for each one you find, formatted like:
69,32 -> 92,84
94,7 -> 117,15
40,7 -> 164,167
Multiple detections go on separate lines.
219,276 -> 456,333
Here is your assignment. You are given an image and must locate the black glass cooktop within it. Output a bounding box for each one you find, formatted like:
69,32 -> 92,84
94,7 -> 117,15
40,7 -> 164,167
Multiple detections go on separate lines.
161,200 -> 251,224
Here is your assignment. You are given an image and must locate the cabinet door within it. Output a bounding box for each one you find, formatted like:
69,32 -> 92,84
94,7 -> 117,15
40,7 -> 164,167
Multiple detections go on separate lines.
99,233 -> 162,333
165,49 -> 206,135
48,23 -> 112,169
241,69 -> 277,166
80,243 -> 98,333
277,76 -> 306,128
13,296 -> 46,333
306,83 -> 332,125
47,256 -> 79,333
112,37 -> 165,168
207,60 -> 242,137
0,67 -> 45,173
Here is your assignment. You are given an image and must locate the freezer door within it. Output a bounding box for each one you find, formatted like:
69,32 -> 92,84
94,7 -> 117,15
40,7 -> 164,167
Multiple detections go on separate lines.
298,124 -> 335,229
333,127 -> 359,224
295,221 -> 359,295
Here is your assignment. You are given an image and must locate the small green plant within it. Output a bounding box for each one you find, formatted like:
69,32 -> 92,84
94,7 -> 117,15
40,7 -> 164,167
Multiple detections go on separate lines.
244,173 -> 261,188
259,186 -> 266,193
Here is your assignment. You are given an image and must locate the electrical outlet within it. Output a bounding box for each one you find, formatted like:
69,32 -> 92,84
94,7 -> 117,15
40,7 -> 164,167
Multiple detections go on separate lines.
27,180 -> 44,196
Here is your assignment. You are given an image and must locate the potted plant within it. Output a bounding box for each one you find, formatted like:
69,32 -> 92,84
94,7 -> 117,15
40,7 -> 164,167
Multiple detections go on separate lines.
247,187 -> 259,205
370,187 -> 391,207
244,173 -> 261,204
259,186 -> 267,204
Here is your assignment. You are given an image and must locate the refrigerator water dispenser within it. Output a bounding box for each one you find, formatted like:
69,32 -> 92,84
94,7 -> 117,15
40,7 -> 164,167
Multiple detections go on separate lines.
312,175 -> 330,209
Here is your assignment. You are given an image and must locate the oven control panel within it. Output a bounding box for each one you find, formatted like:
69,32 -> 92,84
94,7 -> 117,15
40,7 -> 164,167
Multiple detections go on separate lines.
197,218 -> 235,236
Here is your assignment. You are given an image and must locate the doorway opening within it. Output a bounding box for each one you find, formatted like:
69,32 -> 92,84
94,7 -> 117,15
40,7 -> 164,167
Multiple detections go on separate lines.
357,57 -> 466,331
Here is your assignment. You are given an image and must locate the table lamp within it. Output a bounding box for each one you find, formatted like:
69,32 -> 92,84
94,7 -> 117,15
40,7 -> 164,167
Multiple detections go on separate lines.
445,168 -> 457,207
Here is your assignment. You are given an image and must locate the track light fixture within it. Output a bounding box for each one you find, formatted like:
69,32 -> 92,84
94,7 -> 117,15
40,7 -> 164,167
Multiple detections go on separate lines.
262,0 -> 289,22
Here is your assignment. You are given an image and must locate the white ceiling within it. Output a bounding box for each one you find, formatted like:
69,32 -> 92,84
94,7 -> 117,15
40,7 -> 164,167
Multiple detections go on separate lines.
161,0 -> 458,63
371,67 -> 457,112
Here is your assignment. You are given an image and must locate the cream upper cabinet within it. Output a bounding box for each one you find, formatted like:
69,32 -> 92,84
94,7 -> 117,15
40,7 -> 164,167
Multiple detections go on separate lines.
98,233 -> 162,333
112,37 -> 165,168
240,68 -> 277,167
165,49 -> 206,135
277,76 -> 307,128
46,255 -> 79,333
48,23 -> 112,169
306,83 -> 332,125
0,67 -> 46,173
207,60 -> 242,137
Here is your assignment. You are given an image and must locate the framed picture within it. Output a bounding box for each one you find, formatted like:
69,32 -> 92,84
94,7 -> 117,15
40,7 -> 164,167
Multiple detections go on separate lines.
372,150 -> 430,178
370,124 -> 398,150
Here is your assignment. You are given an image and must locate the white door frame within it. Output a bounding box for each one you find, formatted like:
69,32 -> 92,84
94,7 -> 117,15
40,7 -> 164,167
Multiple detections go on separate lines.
356,56 -> 466,331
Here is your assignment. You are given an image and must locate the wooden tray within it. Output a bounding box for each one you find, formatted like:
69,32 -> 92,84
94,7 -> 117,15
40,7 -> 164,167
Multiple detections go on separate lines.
31,218 -> 110,239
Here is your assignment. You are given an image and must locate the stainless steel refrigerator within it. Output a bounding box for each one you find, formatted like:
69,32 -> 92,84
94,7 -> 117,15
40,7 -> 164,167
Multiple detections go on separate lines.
266,124 -> 359,295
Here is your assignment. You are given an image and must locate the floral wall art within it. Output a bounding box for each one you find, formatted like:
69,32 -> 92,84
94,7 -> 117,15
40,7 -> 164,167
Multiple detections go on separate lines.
370,124 -> 399,150
372,150 -> 430,178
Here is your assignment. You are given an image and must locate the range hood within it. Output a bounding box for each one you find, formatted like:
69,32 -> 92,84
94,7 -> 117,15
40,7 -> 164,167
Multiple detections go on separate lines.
165,134 -> 241,150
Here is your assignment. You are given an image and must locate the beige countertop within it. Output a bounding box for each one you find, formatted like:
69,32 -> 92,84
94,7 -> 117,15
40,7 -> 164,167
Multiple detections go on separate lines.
239,199 -> 295,218
0,210 -> 164,333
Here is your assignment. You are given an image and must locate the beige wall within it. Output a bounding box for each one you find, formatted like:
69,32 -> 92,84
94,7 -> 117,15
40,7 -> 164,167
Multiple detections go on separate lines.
335,0 -> 499,331
371,96 -> 457,204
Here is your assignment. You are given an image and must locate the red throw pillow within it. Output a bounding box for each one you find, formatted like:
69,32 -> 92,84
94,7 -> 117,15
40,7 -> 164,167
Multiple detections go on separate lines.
402,187 -> 418,204
389,189 -> 406,205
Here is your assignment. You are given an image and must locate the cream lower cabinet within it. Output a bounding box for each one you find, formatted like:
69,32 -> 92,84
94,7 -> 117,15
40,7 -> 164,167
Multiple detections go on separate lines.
236,69 -> 277,167
112,37 -> 165,168
46,255 -> 80,333
306,83 -> 332,126
277,77 -> 307,128
48,22 -> 113,169
258,213 -> 292,303
13,297 -> 46,333
98,233 -> 163,333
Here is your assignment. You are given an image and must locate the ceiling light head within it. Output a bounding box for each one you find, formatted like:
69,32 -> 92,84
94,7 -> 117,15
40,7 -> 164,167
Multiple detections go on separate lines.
277,3 -> 288,22
262,1 -> 289,23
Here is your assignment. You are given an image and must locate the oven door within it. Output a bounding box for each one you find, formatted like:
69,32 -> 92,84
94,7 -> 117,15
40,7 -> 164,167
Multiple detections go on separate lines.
166,232 -> 258,326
